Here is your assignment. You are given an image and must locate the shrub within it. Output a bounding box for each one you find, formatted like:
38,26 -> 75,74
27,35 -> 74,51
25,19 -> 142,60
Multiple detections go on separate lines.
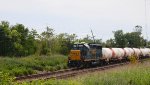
0,55 -> 67,77
0,72 -> 14,85
128,54 -> 138,64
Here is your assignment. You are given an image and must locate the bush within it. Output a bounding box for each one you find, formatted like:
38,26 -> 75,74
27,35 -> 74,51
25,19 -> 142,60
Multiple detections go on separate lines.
0,72 -> 14,85
0,54 -> 67,77
45,66 -> 54,72
128,55 -> 138,63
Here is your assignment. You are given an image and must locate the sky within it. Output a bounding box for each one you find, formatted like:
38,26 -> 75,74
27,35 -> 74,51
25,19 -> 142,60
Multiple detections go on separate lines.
0,0 -> 150,41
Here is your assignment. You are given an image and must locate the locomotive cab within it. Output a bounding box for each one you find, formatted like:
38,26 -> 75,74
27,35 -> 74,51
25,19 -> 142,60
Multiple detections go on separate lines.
68,43 -> 102,67
68,43 -> 89,67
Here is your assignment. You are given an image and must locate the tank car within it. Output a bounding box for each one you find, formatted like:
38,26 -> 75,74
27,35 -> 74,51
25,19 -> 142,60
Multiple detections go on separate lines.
102,48 -> 112,61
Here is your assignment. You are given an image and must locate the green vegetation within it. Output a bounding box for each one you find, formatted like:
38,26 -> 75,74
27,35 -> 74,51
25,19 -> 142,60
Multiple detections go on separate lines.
0,21 -> 150,57
0,21 -> 76,56
0,55 -> 67,77
107,25 -> 147,48
19,62 -> 150,85
0,72 -> 14,85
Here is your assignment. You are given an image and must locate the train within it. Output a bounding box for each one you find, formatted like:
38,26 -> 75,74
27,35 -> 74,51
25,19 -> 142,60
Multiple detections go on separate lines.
67,42 -> 150,67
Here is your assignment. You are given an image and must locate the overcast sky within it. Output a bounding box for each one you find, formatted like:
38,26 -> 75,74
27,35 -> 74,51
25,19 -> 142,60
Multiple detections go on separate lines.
0,0 -> 150,41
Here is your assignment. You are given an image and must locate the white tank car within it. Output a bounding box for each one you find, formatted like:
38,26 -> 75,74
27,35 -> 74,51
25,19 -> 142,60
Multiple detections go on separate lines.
111,48 -> 125,59
140,48 -> 147,56
145,48 -> 150,56
126,48 -> 135,56
102,48 -> 150,61
133,48 -> 142,57
123,48 -> 131,57
140,48 -> 150,56
118,48 -> 125,59
102,48 -> 113,60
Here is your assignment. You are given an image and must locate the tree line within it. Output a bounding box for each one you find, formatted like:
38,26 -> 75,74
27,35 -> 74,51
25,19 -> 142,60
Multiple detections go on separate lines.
0,21 -> 149,57
105,25 -> 149,48
0,21 -> 78,56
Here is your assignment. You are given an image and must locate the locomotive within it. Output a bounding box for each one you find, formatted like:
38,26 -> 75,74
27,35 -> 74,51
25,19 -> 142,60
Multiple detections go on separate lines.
67,42 -> 150,67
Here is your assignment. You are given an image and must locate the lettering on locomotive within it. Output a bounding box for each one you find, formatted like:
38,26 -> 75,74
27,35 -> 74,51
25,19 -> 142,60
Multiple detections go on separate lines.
69,50 -> 81,60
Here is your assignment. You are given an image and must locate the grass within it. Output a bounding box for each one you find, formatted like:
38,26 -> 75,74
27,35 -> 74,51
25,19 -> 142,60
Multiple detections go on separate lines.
0,54 -> 68,77
19,60 -> 150,85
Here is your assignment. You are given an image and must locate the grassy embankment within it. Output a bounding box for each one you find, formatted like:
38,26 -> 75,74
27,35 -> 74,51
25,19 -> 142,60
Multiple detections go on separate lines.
20,60 -> 150,85
0,55 -> 68,77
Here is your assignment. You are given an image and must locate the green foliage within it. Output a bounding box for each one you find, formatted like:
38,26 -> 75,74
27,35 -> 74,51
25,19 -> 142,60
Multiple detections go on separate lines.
148,41 -> 150,47
125,32 -> 146,48
105,38 -> 116,47
16,79 -> 81,85
0,55 -> 67,77
0,21 -> 37,56
113,30 -> 127,48
0,72 -> 14,85
0,21 -> 12,56
39,27 -> 54,55
55,33 -> 75,55
0,21 -> 149,56
37,27 -> 77,55
113,26 -> 147,48
79,34 -> 102,44
0,21 -> 76,56
128,55 -> 138,64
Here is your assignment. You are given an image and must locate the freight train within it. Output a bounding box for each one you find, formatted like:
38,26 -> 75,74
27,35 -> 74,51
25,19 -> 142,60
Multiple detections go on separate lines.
67,42 -> 150,67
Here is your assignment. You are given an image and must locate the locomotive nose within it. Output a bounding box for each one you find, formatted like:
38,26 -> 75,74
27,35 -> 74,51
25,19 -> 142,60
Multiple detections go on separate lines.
68,50 -> 82,67
69,50 -> 81,60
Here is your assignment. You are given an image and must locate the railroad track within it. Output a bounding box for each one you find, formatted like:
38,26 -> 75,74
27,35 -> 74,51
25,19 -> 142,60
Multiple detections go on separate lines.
15,67 -> 77,82
15,62 -> 130,82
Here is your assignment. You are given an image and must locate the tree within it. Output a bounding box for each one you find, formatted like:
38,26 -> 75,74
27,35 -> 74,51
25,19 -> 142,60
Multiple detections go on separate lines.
148,41 -> 150,47
0,21 -> 38,56
105,38 -> 116,47
55,33 -> 77,55
134,25 -> 142,35
0,21 -> 12,56
39,27 -> 54,55
113,30 -> 127,48
124,26 -> 145,47
11,24 -> 37,56
81,35 -> 93,43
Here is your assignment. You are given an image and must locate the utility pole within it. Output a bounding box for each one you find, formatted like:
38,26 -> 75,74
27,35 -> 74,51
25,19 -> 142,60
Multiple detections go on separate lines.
90,29 -> 95,43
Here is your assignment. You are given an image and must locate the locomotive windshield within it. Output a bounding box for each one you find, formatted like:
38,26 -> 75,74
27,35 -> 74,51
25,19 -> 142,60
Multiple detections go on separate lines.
72,44 -> 89,57
72,44 -> 82,49
72,44 -> 88,50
